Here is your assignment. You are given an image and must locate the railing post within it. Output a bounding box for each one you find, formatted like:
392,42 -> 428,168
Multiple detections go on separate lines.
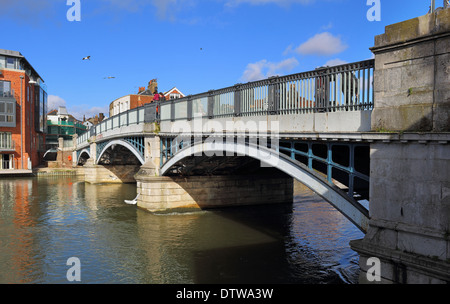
144,103 -> 156,123
268,76 -> 279,115
234,84 -> 241,117
207,90 -> 214,119
187,95 -> 193,121
170,99 -> 175,122
314,67 -> 330,113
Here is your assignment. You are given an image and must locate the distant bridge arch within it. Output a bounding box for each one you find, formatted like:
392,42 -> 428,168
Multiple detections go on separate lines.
77,148 -> 91,165
96,140 -> 145,165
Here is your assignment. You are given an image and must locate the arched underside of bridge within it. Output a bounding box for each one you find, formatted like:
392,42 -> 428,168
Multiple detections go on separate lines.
160,141 -> 369,233
77,149 -> 91,166
96,140 -> 145,166
43,149 -> 58,161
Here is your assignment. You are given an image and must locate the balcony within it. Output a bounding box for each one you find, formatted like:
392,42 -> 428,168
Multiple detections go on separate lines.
0,141 -> 15,152
47,120 -> 87,129
0,91 -> 14,98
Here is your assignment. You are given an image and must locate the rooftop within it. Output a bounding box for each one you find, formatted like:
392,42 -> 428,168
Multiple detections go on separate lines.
0,48 -> 45,83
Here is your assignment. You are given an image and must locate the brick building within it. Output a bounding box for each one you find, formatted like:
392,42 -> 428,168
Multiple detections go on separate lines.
46,106 -> 87,150
0,49 -> 47,170
109,79 -> 185,117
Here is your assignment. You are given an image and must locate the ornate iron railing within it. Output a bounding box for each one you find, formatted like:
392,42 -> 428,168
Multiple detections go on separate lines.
77,59 -> 374,146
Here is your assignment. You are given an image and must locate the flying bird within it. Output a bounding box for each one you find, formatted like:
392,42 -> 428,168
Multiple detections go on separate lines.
103,76 -> 116,79
82,56 -> 91,60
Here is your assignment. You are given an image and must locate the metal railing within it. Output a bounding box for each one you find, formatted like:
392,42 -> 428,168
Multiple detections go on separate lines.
76,59 -> 374,147
0,142 -> 14,150
160,59 -> 374,120
0,90 -> 14,98
47,120 -> 87,129
77,102 -> 157,146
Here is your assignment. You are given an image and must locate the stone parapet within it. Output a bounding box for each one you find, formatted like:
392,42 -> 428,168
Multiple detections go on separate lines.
371,8 -> 450,132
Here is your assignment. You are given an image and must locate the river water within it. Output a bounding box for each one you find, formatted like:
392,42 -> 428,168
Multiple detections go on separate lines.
0,176 -> 364,284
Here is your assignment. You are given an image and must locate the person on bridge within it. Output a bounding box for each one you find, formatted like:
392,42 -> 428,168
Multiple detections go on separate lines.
153,91 -> 160,102
159,92 -> 166,102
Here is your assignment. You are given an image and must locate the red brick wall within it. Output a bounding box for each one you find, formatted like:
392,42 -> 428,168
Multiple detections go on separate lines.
130,94 -> 153,110
0,69 -> 45,169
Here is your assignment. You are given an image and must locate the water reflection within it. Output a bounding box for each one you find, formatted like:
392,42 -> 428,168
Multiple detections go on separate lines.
0,176 -> 363,284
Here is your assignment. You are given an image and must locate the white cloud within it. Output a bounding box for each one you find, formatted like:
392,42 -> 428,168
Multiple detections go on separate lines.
240,57 -> 299,82
0,0 -> 55,24
100,0 -> 145,12
282,45 -> 294,56
323,58 -> 348,67
47,95 -> 108,121
68,105 -> 109,121
47,95 -> 67,111
295,32 -> 348,56
321,21 -> 333,30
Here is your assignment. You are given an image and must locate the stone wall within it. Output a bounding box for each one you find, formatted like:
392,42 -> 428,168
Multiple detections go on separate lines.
136,174 -> 293,213
351,140 -> 450,283
84,161 -> 141,184
371,8 -> 450,132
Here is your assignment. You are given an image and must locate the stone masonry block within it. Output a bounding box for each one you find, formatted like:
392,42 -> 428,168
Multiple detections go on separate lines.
397,231 -> 447,260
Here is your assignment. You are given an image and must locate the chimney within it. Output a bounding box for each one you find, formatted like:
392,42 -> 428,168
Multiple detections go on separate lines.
148,79 -> 158,95
138,87 -> 145,93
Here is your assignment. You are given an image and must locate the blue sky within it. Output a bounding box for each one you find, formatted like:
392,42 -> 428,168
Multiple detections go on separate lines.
1,0 -> 433,120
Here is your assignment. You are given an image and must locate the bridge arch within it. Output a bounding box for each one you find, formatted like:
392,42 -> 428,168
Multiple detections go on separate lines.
43,149 -> 58,161
96,140 -> 145,165
77,148 -> 91,165
160,140 -> 369,233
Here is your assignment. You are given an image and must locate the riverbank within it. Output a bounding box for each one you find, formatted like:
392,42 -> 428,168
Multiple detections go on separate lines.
34,166 -> 84,177
0,169 -> 34,177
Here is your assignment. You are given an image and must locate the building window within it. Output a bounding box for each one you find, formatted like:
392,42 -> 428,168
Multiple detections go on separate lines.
170,93 -> 181,99
0,80 -> 12,97
0,100 -> 16,127
6,57 -> 15,69
34,85 -> 47,133
0,132 -> 13,149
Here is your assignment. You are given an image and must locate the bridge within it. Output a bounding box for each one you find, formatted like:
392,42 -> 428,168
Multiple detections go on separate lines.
74,59 -> 374,233
68,10 -> 450,283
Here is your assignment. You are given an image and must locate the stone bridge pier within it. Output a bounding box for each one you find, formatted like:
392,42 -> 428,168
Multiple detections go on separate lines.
81,136 -> 142,184
350,9 -> 450,283
134,136 -> 294,213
